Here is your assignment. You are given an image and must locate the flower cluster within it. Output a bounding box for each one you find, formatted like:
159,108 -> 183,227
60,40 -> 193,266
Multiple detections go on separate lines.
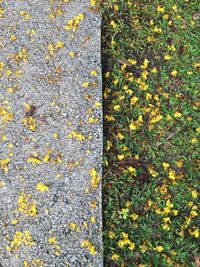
102,0 -> 199,265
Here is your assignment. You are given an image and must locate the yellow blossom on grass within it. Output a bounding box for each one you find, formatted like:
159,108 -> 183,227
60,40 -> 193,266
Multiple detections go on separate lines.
128,167 -> 136,173
108,231 -> 115,239
118,154 -> 124,161
110,20 -> 117,29
131,96 -> 139,105
141,58 -> 149,69
113,105 -> 120,111
130,213 -> 139,220
111,253 -> 119,260
151,67 -> 158,73
171,70 -> 177,77
154,26 -> 163,33
191,137 -> 198,143
128,59 -> 137,65
156,5 -> 165,12
174,111 -> 182,118
129,242 -> 135,250
155,245 -> 164,252
172,5 -> 177,11
117,133 -> 124,140
176,160 -> 183,168
162,162 -> 169,169
164,54 -> 171,60
105,115 -> 115,122
140,242 -> 148,253
191,189 -> 198,198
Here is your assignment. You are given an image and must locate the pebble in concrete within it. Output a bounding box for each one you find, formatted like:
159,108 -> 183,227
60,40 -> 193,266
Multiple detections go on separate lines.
0,0 -> 103,266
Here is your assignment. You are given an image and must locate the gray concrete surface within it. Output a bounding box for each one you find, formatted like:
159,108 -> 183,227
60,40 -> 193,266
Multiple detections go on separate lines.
0,0 -> 103,266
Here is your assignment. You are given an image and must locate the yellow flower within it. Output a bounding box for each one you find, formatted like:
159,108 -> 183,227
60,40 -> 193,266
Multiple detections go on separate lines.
114,5 -> 119,11
141,58 -> 149,69
169,169 -> 176,180
69,51 -> 75,58
0,61 -> 5,71
90,0 -> 96,6
174,111 -> 182,118
48,236 -> 57,244
55,41 -> 64,49
110,20 -> 117,29
176,160 -> 183,168
131,96 -> 139,105
164,54 -> 171,60
145,93 -> 152,100
90,216 -> 96,223
162,162 -> 169,170
129,242 -> 135,250
140,243 -> 148,253
36,182 -> 49,192
118,240 -> 125,248
171,70 -> 177,77
155,245 -> 164,252
128,59 -> 137,65
83,81 -> 89,88
90,70 -> 97,76
90,168 -> 100,189
113,105 -> 120,111
108,231 -> 115,239
156,5 -> 165,13
151,67 -> 158,73
154,26 -> 163,33
191,137 -> 198,143
117,133 -> 124,140
190,210 -> 198,217
128,167 -> 136,173
53,133 -> 59,139
111,253 -> 119,260
118,154 -> 124,161
172,5 -> 177,11
69,223 -> 76,230
191,190 -> 198,198
65,13 -> 84,31
173,210 -> 179,215
130,213 -> 138,221
18,192 -> 37,217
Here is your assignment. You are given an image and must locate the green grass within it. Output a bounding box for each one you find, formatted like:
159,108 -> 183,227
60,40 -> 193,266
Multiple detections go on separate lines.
100,0 -> 200,266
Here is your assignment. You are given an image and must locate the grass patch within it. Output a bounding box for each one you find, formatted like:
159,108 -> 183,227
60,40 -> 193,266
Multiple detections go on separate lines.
100,0 -> 199,266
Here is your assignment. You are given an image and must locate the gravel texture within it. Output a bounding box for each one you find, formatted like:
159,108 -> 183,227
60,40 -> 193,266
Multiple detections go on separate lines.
0,0 -> 103,266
